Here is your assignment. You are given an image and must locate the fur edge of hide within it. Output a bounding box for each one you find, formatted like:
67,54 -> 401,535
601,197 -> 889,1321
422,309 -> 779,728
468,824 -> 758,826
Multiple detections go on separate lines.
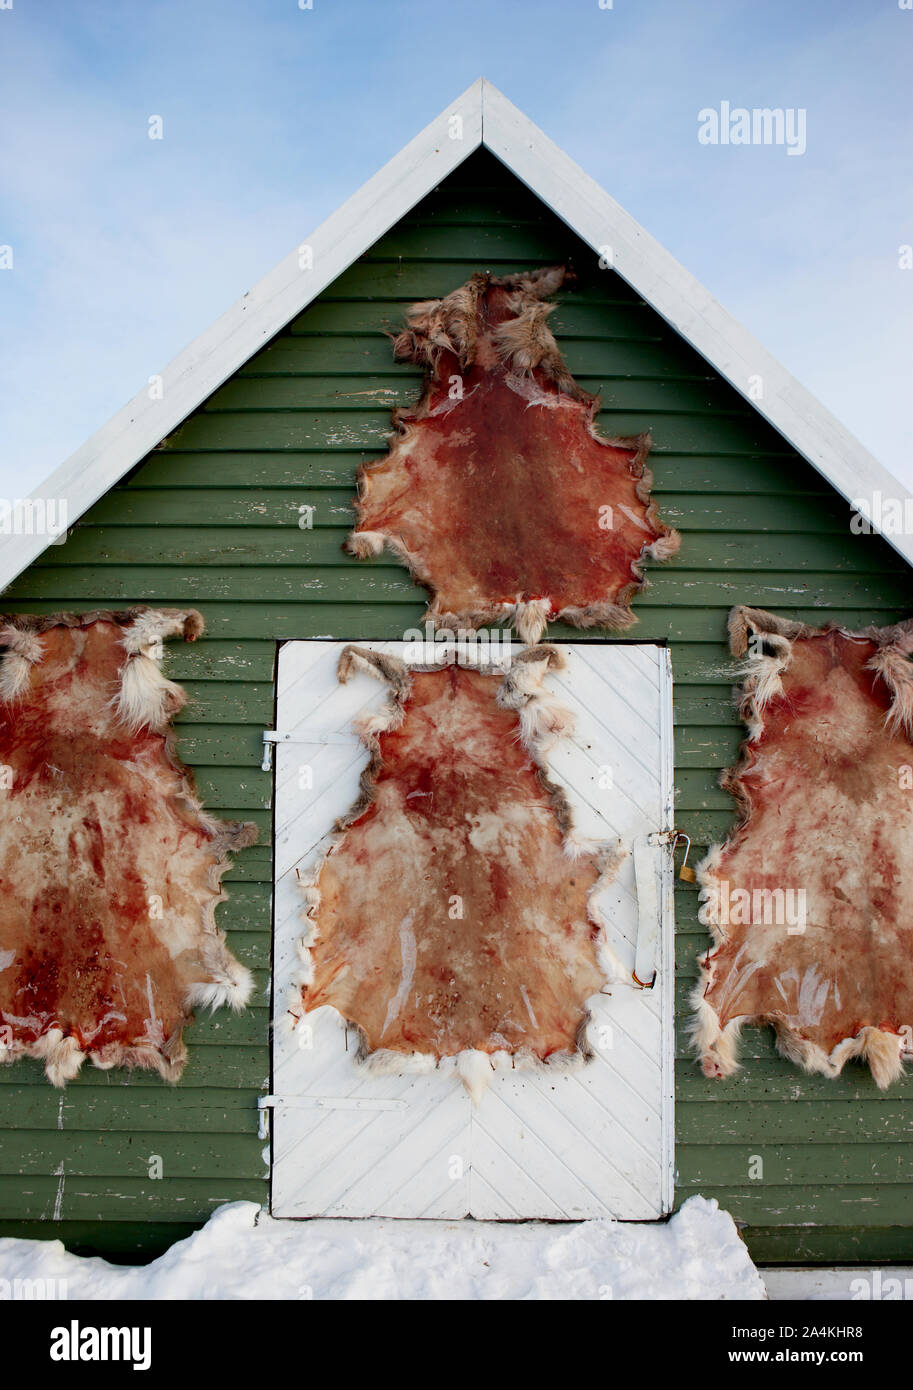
0,606 -> 258,1086
0,606 -> 205,732
345,270 -> 681,642
286,1016 -> 600,1108
389,267 -> 578,379
284,643 -> 627,1100
691,604 -> 913,1089
0,1025 -> 193,1088
351,447 -> 681,646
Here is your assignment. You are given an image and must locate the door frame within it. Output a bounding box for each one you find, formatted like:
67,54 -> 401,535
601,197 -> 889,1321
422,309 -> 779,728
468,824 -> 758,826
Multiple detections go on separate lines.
266,638 -> 675,1220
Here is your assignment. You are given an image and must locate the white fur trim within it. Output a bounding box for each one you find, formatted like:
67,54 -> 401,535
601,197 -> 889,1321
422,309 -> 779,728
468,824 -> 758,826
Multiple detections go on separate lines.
359,1047 -> 437,1078
34,1028 -> 87,1088
869,644 -> 913,740
346,531 -> 386,559
114,654 -> 185,732
645,531 -> 682,562
120,609 -> 201,656
112,609 -> 202,731
456,1049 -> 494,1104
514,597 -> 552,645
0,626 -> 44,701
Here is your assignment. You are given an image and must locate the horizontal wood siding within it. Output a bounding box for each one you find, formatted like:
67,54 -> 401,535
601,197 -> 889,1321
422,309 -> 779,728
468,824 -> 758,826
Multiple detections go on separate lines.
2,149 -> 911,1261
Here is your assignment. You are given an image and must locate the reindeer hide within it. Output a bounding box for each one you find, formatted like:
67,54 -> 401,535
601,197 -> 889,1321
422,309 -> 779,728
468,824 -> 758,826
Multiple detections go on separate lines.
347,268 -> 680,643
693,605 -> 913,1089
289,644 -> 623,1101
0,609 -> 257,1086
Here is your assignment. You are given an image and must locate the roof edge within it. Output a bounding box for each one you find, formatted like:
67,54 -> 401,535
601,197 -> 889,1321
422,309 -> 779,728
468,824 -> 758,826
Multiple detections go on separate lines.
3,77 -> 911,591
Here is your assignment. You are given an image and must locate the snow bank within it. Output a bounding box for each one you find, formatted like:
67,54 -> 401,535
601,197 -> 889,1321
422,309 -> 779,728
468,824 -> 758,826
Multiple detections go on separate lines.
0,1194 -> 765,1300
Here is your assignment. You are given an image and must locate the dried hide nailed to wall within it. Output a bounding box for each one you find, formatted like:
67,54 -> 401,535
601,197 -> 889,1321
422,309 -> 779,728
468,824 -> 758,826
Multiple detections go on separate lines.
693,605 -> 913,1089
347,267 -> 680,644
288,644 -> 624,1102
0,609 -> 257,1086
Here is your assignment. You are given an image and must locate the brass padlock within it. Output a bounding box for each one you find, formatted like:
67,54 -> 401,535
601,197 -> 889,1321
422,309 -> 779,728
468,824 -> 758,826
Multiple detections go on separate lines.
676,833 -> 696,883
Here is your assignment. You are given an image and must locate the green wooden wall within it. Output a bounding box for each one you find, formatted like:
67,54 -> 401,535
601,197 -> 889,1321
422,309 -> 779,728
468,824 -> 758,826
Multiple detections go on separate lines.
2,149 -> 912,1264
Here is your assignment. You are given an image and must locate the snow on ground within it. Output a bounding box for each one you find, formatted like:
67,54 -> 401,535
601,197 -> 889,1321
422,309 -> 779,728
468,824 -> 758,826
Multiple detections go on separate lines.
0,1194 -> 765,1300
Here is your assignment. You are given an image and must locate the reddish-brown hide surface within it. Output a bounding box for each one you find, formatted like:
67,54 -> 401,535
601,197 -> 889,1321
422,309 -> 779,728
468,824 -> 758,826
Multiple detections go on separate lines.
349,270 -> 678,640
697,613 -> 913,1085
305,664 -> 606,1059
0,614 -> 256,1084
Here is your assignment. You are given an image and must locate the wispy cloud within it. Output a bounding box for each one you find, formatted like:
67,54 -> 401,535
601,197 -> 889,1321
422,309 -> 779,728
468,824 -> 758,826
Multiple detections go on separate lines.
1,0 -> 911,496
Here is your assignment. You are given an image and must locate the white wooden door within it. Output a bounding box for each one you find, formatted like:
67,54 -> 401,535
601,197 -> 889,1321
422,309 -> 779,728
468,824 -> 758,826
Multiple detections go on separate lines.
271,641 -> 674,1220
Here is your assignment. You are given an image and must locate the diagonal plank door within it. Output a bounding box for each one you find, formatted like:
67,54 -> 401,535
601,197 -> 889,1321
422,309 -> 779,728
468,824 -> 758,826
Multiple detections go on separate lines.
271,641 -> 674,1219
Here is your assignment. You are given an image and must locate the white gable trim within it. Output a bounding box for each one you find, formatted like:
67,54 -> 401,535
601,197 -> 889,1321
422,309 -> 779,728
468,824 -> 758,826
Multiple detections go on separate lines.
3,77 -> 911,592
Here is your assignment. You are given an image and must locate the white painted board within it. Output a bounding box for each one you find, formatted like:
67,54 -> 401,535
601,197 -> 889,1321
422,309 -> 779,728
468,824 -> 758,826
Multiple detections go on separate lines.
271,641 -> 674,1220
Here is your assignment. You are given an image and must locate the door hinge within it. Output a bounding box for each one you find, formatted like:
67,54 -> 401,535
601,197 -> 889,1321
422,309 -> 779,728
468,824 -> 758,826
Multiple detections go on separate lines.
257,1094 -> 408,1137
260,729 -> 354,771
257,1095 -> 274,1140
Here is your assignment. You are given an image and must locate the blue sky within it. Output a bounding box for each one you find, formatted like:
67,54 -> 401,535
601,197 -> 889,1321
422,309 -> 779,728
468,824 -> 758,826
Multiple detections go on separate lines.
1,0 -> 911,497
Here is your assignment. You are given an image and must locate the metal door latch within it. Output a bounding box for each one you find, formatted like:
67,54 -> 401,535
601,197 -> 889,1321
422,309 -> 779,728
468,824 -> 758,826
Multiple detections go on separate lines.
257,1093 -> 408,1137
257,1095 -> 275,1139
648,829 -> 696,881
260,729 -> 355,772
